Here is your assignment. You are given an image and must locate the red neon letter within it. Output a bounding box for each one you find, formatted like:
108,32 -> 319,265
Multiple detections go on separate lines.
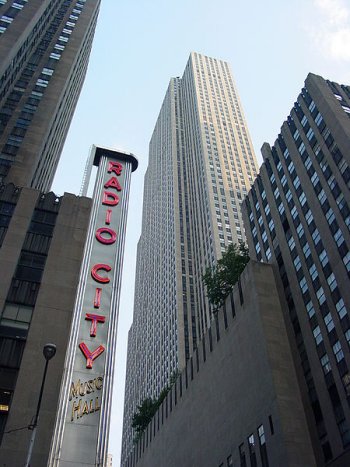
91,264 -> 111,283
104,176 -> 122,191
85,313 -> 106,337
79,342 -> 105,369
102,191 -> 119,206
108,161 -> 123,176
105,209 -> 112,225
95,227 -> 117,245
94,288 -> 102,308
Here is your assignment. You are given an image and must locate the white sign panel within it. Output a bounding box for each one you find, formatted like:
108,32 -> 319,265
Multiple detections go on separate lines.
49,147 -> 138,466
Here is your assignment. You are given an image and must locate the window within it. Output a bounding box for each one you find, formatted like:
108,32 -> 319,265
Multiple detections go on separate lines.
306,128 -> 315,141
227,455 -> 233,467
297,223 -> 304,238
309,264 -> 318,281
312,229 -> 321,245
288,236 -> 296,251
315,112 -> 323,126
294,255 -> 302,271
316,287 -> 326,305
318,189 -> 327,205
303,242 -> 311,258
327,273 -> 337,292
333,341 -> 344,362
336,299 -> 347,319
291,206 -> 298,220
345,329 -> 350,346
301,115 -> 308,127
248,434 -> 257,467
0,303 -> 33,332
313,325 -> 323,345
320,354 -> 332,374
258,425 -> 269,467
319,250 -> 329,267
293,176 -> 301,190
343,252 -> 350,272
306,300 -> 315,318
324,313 -> 335,332
239,443 -> 247,467
305,209 -> 313,224
334,229 -> 344,247
326,208 -> 335,225
299,192 -> 307,206
300,277 -> 308,294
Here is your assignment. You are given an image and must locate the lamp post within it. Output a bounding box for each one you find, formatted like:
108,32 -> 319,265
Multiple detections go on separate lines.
24,343 -> 56,467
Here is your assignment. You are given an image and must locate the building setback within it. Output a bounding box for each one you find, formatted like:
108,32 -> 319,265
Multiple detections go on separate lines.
125,261 -> 317,467
243,73 -> 350,466
0,185 -> 91,466
0,0 -> 101,191
121,52 -> 259,464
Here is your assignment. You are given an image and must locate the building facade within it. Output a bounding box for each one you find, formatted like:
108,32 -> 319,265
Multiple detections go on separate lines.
0,0 -> 101,191
125,262 -> 317,467
121,52 -> 259,463
0,185 -> 91,466
243,73 -> 350,466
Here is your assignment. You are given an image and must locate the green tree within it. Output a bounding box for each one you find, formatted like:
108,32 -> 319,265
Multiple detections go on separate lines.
131,370 -> 179,443
203,242 -> 250,310
131,397 -> 158,443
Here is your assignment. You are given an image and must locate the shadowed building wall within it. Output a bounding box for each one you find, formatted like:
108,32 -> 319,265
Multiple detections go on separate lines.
243,73 -> 350,466
0,185 -> 91,466
124,262 -> 316,467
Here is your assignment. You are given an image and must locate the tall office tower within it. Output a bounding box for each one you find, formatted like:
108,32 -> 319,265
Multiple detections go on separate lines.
243,73 -> 350,466
121,52 -> 259,463
0,0 -> 101,191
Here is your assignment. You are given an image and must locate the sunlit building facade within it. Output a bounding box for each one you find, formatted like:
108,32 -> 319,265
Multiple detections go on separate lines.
0,0 -> 101,191
121,52 -> 259,463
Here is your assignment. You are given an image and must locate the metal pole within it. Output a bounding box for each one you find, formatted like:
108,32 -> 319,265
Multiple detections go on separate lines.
24,358 -> 49,467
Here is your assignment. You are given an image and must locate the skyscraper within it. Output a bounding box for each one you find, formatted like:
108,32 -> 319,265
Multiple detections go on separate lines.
121,52 -> 259,463
0,0 -> 101,191
243,73 -> 350,466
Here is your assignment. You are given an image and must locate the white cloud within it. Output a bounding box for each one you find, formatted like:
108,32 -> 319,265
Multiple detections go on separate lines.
309,0 -> 350,61
314,0 -> 349,25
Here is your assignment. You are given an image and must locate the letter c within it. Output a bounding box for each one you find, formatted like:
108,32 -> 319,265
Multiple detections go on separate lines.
91,264 -> 111,283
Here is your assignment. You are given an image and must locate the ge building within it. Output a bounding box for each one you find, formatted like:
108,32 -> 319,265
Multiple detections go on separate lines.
122,52 -> 260,464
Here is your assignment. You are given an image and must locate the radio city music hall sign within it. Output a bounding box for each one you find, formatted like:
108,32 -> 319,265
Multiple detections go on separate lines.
49,147 -> 138,466
71,159 -> 122,421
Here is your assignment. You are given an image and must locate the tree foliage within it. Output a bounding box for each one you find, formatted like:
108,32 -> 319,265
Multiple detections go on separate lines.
203,242 -> 250,310
131,370 -> 179,443
131,397 -> 158,443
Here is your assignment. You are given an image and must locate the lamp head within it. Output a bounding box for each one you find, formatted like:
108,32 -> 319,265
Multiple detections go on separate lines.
43,343 -> 56,361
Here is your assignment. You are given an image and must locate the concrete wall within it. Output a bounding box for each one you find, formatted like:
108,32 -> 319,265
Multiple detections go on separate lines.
125,261 -> 316,467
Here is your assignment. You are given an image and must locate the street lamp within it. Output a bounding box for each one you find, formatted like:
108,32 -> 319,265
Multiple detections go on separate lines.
24,343 -> 56,467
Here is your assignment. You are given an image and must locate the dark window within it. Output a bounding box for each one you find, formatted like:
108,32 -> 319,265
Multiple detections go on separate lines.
258,425 -> 269,467
322,441 -> 333,462
0,389 -> 13,444
248,434 -> 257,467
239,443 -> 246,467
268,415 -> 274,435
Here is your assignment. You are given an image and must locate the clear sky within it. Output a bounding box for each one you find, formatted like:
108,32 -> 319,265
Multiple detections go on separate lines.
51,0 -> 350,463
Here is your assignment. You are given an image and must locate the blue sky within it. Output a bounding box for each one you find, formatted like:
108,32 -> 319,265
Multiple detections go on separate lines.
52,0 -> 350,462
